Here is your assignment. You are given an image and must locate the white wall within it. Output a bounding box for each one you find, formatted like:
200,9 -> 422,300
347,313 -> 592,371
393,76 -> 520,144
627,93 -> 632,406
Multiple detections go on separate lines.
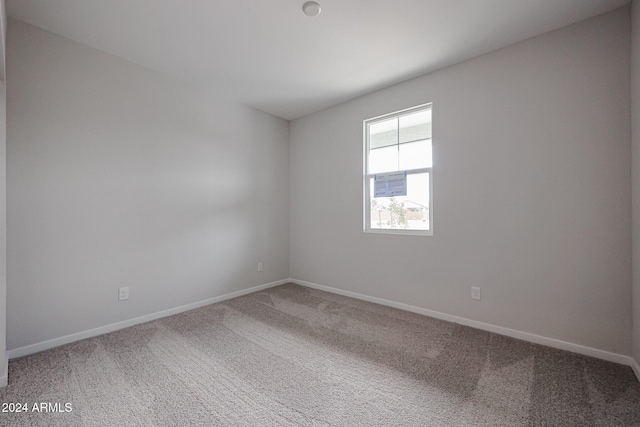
290,8 -> 632,356
6,19 -> 289,351
0,0 -> 7,387
0,82 -> 6,385
632,0 -> 640,370
0,83 -> 5,386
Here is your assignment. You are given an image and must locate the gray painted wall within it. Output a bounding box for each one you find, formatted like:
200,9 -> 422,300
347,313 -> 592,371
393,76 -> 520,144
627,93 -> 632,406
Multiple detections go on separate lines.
290,8 -> 632,355
6,20 -> 290,350
0,82 -> 5,385
632,0 -> 640,367
0,0 -> 6,387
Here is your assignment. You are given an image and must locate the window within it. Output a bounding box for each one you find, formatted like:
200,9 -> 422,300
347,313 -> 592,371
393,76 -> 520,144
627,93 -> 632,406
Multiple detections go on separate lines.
364,103 -> 433,235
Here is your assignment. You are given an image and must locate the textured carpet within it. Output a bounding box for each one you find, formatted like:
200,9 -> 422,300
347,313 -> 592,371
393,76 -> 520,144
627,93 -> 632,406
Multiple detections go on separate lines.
1,283 -> 639,426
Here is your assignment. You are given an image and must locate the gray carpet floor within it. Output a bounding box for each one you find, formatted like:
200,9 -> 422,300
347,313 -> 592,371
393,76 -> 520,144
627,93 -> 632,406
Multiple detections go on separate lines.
0,283 -> 639,426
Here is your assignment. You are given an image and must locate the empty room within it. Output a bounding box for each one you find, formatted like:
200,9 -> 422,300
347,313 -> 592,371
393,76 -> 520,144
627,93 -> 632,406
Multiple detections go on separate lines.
0,0 -> 640,425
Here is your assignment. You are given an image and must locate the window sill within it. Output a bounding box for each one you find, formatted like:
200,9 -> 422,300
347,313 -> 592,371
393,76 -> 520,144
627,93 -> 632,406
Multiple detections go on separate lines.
364,229 -> 433,237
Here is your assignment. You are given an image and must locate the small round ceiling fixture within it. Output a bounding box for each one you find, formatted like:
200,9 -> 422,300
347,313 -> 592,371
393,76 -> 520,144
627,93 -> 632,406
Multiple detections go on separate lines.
303,1 -> 321,17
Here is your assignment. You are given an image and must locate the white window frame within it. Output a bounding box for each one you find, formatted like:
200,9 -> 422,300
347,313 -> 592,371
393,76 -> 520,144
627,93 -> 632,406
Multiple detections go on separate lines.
363,103 -> 433,236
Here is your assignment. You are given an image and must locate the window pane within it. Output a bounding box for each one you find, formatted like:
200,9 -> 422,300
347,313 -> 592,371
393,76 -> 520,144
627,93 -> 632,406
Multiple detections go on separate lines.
369,172 -> 430,231
369,118 -> 398,149
399,110 -> 431,143
369,145 -> 398,174
399,139 -> 432,170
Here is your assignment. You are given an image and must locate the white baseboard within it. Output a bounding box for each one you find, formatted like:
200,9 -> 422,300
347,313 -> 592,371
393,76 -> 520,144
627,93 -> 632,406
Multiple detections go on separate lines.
631,358 -> 640,382
7,277 -> 636,378
290,278 -> 633,368
7,279 -> 289,360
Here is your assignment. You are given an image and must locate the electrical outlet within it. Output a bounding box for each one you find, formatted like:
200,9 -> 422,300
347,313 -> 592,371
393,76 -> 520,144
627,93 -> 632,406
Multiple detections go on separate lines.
471,286 -> 481,301
118,287 -> 129,301
258,262 -> 264,272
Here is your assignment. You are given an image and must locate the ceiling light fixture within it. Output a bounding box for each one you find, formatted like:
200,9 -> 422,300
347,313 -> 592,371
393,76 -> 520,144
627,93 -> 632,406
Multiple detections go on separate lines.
303,1 -> 321,17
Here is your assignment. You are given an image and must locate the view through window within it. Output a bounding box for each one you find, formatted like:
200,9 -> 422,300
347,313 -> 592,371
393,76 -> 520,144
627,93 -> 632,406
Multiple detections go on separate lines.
364,104 -> 433,235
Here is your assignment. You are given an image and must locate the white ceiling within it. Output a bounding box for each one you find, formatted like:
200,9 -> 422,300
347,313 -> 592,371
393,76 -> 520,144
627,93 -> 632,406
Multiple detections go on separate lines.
6,0 -> 631,120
